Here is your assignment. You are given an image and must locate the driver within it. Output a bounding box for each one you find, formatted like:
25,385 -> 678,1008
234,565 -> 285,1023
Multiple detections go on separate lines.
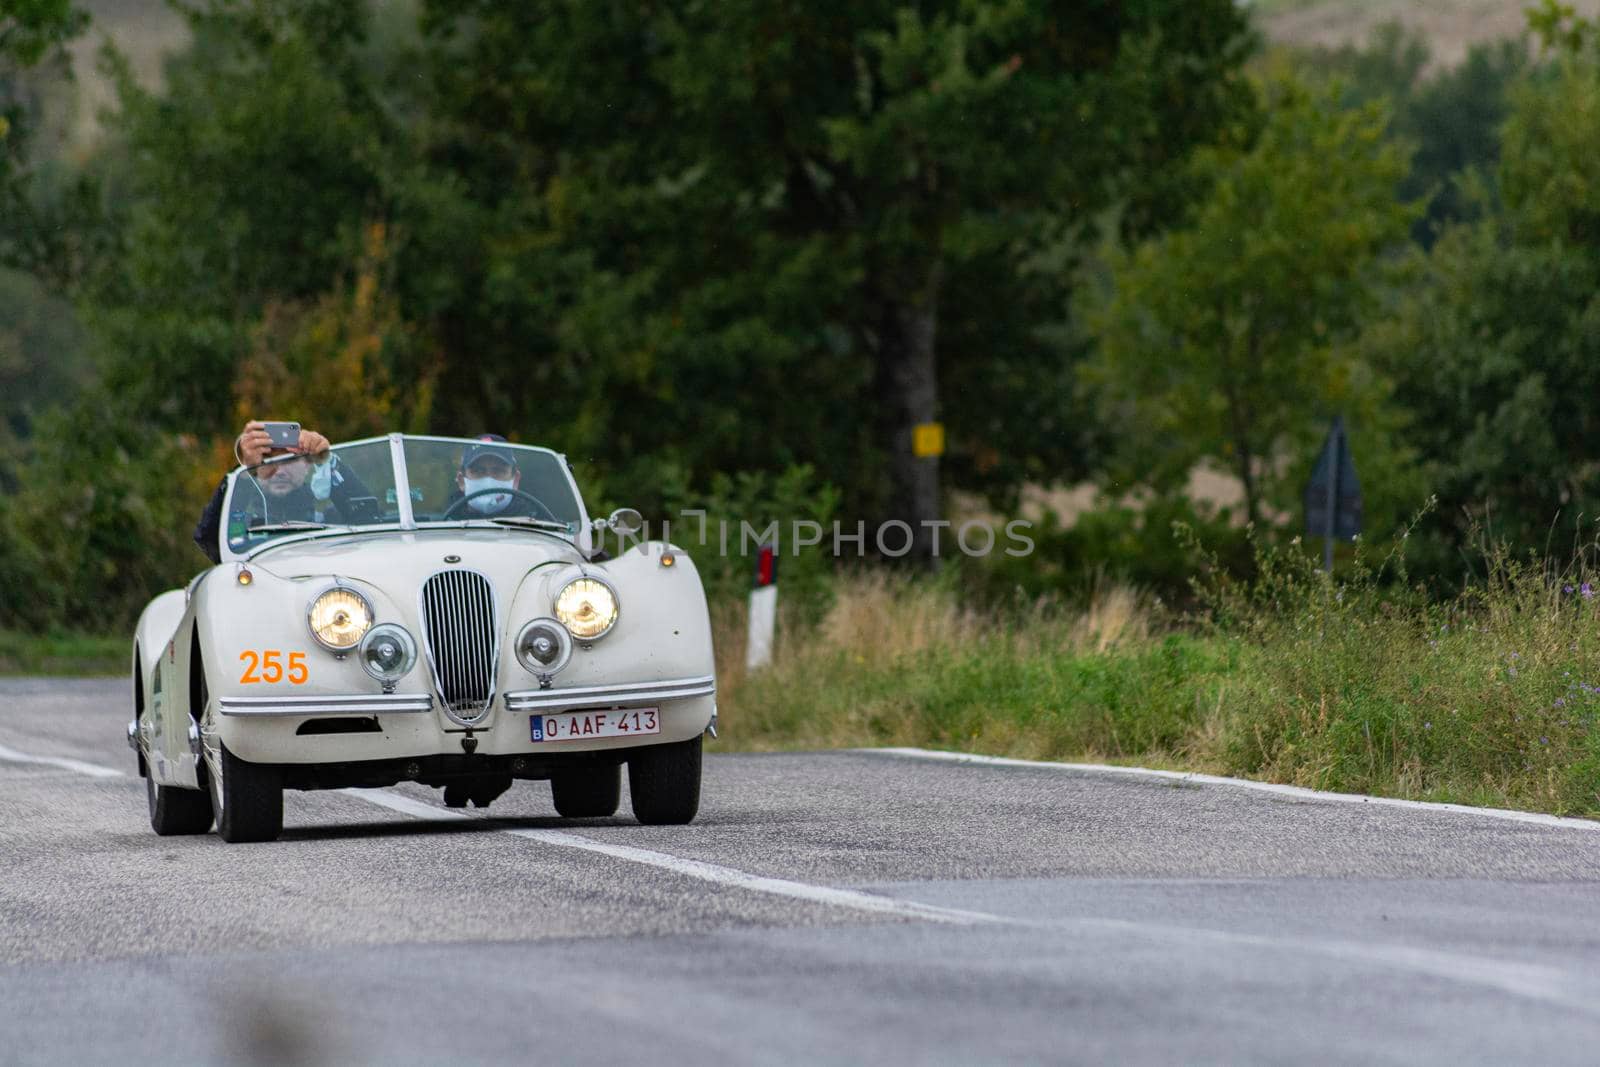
193,419 -> 371,563
443,434 -> 542,519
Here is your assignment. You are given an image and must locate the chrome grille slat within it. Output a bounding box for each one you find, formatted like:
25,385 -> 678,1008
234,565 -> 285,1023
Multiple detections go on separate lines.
419,569 -> 498,723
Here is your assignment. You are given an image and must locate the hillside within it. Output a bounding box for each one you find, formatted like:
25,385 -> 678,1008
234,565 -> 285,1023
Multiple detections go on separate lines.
1257,0 -> 1600,67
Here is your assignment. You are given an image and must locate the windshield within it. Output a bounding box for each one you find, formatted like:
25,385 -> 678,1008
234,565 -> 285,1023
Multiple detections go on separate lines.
221,435 -> 583,557
403,437 -> 582,529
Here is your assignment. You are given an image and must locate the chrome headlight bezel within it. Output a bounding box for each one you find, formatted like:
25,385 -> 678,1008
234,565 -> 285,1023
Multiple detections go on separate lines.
306,586 -> 375,652
515,617 -> 574,676
553,575 -> 620,641
358,622 -> 417,685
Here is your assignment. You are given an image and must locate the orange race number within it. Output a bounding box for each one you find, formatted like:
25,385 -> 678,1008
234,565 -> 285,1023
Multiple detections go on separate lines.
239,650 -> 309,685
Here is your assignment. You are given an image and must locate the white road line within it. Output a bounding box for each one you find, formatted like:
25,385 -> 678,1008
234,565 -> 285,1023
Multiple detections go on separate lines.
867,747 -> 1600,831
341,786 -> 1000,925
11,735 -> 1586,1014
0,741 -> 123,779
347,785 -> 1594,1014
1053,915 -> 1600,1019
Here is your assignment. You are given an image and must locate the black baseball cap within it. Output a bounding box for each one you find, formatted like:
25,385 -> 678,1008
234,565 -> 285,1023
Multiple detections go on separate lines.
461,434 -> 519,470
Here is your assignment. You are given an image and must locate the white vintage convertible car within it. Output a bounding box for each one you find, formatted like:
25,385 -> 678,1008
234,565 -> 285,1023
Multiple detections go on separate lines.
128,434 -> 716,842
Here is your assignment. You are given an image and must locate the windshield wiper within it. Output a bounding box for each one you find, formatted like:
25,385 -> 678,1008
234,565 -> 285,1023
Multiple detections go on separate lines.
247,520 -> 333,533
487,516 -> 571,533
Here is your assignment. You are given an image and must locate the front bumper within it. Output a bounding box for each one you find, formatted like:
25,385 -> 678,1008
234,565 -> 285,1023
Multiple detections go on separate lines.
218,693 -> 435,716
502,675 -> 716,712
214,679 -> 716,765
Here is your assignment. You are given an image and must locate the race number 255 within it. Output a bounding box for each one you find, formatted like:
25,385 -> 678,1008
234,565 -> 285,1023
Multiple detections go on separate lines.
239,650 -> 309,685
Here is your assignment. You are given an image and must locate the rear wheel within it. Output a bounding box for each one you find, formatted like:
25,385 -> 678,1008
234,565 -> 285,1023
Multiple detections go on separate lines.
627,736 -> 701,825
551,764 -> 621,818
211,742 -> 283,843
146,771 -> 214,835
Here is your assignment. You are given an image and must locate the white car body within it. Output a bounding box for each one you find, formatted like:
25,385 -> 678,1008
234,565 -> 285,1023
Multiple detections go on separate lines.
129,434 -> 715,841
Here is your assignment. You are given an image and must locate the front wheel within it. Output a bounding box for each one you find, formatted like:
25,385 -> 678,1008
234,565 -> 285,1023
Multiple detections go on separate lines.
147,771 -> 214,835
627,736 -> 701,825
551,764 -> 621,818
210,742 -> 283,843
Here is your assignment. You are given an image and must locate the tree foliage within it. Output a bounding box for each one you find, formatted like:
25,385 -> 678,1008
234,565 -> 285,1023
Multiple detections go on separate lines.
1088,77 -> 1415,527
1289,21 -> 1529,246
1355,42 -> 1600,564
417,0 -> 1256,550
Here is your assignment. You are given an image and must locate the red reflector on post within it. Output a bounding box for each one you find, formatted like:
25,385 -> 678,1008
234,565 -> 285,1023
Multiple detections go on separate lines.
754,543 -> 778,588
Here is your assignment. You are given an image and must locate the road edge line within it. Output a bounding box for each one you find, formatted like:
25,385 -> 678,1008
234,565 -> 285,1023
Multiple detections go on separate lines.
865,747 -> 1600,831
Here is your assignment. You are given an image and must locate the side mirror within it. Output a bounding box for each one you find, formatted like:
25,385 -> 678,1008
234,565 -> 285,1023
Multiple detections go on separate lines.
607,508 -> 643,536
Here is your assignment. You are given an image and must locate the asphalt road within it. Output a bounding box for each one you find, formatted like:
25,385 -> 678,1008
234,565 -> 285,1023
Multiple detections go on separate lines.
3,678 -> 1600,1065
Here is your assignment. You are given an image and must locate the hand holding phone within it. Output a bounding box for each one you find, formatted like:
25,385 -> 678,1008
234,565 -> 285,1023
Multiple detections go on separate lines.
263,421 -> 301,449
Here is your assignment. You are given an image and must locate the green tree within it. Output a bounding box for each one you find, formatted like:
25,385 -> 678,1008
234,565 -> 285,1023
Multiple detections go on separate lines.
1289,21 -> 1529,246
83,0 -> 421,433
1088,77 -> 1416,527
421,0 -> 1256,554
1,0 -> 90,278
1353,28 -> 1600,563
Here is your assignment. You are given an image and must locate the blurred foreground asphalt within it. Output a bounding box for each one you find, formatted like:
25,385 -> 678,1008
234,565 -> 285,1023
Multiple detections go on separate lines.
3,678 -> 1599,1065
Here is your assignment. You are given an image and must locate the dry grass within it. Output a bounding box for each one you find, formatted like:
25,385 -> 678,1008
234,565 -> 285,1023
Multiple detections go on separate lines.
713,554 -> 1600,817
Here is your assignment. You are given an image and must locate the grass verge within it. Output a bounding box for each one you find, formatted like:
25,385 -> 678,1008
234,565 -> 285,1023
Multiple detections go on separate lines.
713,556 -> 1600,819
0,631 -> 126,676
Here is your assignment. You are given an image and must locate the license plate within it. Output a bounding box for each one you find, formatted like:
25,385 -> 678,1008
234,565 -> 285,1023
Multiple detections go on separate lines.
531,708 -> 660,743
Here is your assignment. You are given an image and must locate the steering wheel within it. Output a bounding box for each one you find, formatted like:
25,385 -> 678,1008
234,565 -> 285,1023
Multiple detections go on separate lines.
440,487 -> 561,523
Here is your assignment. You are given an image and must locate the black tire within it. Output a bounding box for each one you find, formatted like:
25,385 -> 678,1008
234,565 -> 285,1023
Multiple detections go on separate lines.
627,736 -> 701,825
212,742 -> 283,843
551,764 -> 621,818
147,771 -> 214,836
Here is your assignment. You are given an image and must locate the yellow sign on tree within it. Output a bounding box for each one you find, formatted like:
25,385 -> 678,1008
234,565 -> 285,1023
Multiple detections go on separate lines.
912,422 -> 945,458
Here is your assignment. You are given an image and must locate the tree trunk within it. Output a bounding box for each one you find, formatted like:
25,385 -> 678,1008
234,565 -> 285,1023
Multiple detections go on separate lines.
875,266 -> 942,563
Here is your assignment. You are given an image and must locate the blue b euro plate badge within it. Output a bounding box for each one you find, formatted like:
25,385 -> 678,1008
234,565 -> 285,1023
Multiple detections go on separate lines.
531,715 -> 545,742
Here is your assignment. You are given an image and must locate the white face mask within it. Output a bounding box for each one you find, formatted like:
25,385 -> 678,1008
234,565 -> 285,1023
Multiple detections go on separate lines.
463,476 -> 514,514
309,461 -> 334,501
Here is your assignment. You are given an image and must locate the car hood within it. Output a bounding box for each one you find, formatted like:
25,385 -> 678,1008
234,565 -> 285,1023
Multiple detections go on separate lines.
244,527 -> 587,590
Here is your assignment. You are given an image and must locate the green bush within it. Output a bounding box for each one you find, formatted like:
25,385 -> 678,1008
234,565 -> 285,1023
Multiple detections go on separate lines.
961,494 -> 1252,610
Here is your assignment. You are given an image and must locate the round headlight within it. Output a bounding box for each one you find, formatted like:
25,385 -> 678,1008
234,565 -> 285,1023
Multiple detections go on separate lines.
307,587 -> 373,651
516,617 -> 573,675
554,577 -> 619,640
359,623 -> 416,684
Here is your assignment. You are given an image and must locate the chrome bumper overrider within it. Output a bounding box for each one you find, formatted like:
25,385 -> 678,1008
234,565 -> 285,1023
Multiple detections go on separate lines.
217,693 -> 435,717
503,675 -> 716,713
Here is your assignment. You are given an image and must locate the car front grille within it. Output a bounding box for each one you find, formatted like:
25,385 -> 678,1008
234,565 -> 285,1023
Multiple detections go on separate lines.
419,569 -> 499,722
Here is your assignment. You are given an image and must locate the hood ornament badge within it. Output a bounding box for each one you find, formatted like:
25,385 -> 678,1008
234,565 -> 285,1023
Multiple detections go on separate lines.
443,555 -> 461,564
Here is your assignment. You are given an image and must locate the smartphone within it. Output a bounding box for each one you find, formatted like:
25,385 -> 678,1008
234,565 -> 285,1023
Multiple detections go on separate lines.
262,421 -> 301,449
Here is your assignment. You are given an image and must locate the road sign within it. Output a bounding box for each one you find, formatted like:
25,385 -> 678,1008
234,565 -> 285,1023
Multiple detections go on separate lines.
912,422 -> 945,458
1305,415 -> 1362,571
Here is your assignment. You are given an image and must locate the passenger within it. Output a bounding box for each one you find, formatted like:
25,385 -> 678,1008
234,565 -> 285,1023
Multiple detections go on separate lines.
193,420 -> 369,563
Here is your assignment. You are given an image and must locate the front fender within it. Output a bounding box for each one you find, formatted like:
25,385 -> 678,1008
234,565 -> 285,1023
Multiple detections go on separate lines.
500,541 -> 716,695
133,588 -> 189,690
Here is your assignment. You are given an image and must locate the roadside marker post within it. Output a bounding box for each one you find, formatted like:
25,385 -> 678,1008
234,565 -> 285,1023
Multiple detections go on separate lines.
1305,415 -> 1362,572
746,542 -> 778,671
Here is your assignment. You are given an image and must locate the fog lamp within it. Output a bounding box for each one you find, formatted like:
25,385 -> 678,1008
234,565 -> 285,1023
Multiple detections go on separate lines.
516,617 -> 573,676
359,623 -> 416,686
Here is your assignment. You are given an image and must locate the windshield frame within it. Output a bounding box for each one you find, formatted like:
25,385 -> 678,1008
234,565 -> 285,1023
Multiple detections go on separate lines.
217,433 -> 589,563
